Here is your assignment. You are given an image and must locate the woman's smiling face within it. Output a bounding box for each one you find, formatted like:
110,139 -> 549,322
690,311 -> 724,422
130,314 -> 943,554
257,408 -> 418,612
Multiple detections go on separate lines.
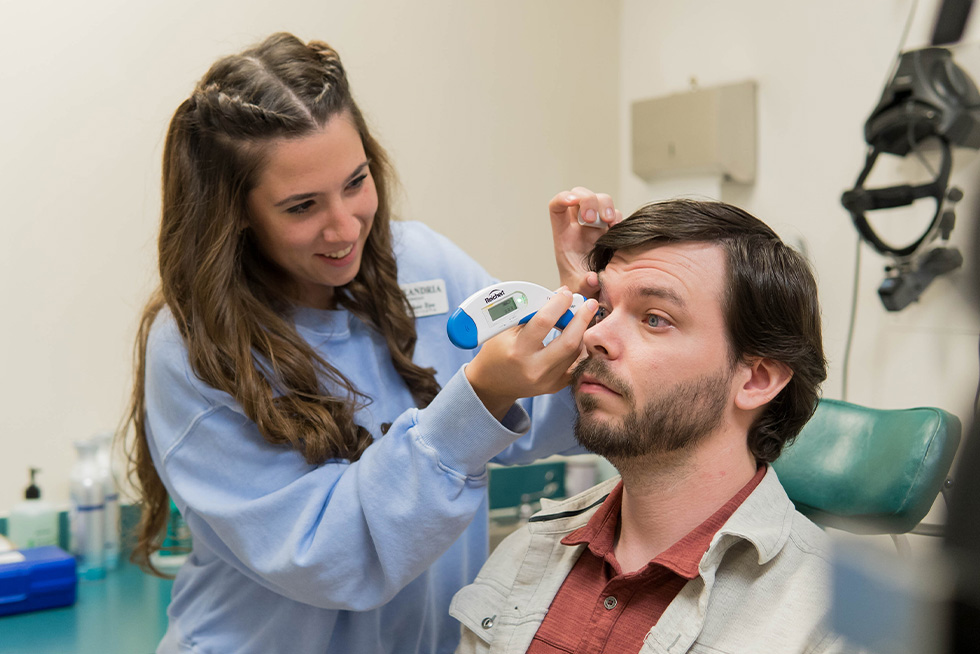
247,110 -> 378,310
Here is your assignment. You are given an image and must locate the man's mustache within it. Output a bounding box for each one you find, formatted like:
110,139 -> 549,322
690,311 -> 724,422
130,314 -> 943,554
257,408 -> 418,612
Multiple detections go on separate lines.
570,357 -> 633,401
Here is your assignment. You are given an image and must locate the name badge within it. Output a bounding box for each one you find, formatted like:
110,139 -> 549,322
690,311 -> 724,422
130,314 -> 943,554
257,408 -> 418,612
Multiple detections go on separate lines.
400,278 -> 449,318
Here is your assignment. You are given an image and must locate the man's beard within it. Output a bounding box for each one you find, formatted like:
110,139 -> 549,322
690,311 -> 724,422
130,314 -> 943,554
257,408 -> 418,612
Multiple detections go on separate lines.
571,357 -> 733,460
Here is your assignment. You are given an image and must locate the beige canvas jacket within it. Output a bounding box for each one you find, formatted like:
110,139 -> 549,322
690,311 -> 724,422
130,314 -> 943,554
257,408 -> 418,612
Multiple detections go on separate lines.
450,468 -> 846,653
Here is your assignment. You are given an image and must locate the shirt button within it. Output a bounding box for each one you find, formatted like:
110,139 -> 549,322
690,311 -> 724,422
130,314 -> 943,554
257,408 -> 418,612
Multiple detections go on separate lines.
481,616 -> 495,629
603,596 -> 618,610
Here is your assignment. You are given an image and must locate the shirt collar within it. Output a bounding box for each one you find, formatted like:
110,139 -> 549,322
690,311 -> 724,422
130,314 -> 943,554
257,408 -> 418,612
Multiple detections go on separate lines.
291,305 -> 352,340
562,466 -> 769,579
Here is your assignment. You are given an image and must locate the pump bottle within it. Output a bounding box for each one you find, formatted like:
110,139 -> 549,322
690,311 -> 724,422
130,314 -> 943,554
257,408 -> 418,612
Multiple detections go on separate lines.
93,432 -> 120,570
7,467 -> 58,549
70,438 -> 106,579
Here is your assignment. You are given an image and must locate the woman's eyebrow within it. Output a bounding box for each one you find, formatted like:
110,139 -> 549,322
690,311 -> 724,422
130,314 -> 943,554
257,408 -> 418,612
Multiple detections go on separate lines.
274,192 -> 319,208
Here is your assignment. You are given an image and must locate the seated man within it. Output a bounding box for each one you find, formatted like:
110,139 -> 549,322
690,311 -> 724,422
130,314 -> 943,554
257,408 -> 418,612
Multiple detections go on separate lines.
450,199 -> 842,653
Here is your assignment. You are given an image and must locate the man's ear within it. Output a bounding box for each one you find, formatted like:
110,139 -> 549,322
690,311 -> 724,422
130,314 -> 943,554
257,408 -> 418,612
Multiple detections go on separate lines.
734,358 -> 793,411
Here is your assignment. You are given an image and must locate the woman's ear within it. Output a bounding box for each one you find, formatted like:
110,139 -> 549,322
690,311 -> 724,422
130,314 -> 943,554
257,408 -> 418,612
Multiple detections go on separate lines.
734,358 -> 793,411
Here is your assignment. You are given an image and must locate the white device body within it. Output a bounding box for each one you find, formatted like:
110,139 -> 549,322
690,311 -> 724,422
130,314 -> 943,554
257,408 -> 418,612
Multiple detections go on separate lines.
446,281 -> 585,349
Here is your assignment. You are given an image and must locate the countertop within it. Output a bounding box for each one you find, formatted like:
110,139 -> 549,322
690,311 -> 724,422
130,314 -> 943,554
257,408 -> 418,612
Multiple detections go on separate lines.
0,560 -> 173,654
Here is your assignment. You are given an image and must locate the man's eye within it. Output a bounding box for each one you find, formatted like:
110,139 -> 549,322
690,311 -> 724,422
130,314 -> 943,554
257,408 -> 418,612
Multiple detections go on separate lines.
286,200 -> 315,215
646,314 -> 669,328
590,307 -> 608,326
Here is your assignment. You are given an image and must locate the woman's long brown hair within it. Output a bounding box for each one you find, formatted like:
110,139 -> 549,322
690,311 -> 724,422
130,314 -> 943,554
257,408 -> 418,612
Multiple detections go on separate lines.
125,33 -> 440,575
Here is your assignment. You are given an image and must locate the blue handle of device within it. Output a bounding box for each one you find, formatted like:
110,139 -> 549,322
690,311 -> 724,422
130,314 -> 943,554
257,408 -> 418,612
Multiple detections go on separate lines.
517,309 -> 574,329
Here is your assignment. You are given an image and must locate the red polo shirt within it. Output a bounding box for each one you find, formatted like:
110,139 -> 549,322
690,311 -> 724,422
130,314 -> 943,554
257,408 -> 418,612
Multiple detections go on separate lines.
527,466 -> 767,654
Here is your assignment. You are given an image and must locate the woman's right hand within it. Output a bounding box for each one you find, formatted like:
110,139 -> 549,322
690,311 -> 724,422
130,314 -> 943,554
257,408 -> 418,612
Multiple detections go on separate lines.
549,187 -> 621,296
464,288 -> 598,420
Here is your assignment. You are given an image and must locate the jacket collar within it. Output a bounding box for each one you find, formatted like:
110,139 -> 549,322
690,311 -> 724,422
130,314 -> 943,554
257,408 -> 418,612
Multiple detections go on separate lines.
529,476 -> 620,531
705,465 -> 796,566
528,465 -> 796,568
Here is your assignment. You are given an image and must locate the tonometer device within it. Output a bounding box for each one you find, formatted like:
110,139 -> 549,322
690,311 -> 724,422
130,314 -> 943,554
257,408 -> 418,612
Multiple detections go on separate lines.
446,282 -> 585,349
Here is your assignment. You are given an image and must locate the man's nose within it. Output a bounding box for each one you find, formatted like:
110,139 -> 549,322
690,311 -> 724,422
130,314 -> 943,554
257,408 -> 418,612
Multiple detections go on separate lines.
583,313 -> 620,360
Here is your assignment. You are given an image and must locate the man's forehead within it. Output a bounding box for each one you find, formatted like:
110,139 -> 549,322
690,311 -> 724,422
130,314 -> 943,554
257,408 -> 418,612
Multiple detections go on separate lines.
596,270 -> 687,308
597,241 -> 726,303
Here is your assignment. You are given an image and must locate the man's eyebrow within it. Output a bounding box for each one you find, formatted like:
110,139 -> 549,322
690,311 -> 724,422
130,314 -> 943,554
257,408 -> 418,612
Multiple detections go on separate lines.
272,161 -> 370,207
597,274 -> 686,308
634,285 -> 686,308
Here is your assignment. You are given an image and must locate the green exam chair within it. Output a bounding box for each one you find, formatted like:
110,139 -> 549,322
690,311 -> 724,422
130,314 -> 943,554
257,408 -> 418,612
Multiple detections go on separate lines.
773,398 -> 962,537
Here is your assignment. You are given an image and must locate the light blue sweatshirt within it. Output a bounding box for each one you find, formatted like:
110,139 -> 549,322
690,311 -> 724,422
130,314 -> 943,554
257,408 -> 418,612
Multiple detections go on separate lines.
146,221 -> 582,654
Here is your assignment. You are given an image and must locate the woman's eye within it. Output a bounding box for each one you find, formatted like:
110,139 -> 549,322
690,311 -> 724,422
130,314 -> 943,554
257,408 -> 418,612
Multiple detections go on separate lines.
286,200 -> 315,215
347,174 -> 367,192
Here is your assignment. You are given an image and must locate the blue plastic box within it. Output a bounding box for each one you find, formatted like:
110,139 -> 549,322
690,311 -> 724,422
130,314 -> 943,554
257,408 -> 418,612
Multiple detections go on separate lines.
0,546 -> 77,617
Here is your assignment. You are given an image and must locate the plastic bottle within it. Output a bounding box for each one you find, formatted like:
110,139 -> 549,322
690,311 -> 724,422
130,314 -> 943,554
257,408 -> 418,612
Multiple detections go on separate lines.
7,467 -> 59,549
70,438 -> 106,579
93,432 -> 120,570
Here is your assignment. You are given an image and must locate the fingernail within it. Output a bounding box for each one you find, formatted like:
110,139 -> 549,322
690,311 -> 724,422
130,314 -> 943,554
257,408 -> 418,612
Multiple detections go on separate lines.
586,299 -> 598,310
604,208 -> 615,220
585,209 -> 597,223
561,288 -> 572,297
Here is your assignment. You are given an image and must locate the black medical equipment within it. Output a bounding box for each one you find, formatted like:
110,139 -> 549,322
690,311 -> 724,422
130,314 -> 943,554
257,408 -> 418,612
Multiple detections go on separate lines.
932,0 -> 974,45
841,46 -> 980,311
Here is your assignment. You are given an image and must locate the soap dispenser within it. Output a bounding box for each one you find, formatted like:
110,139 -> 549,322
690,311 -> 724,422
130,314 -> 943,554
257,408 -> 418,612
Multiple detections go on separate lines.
8,467 -> 59,549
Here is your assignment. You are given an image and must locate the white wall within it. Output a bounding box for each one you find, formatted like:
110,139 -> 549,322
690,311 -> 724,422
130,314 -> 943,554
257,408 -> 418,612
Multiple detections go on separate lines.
0,0 -> 620,509
619,0 -> 980,547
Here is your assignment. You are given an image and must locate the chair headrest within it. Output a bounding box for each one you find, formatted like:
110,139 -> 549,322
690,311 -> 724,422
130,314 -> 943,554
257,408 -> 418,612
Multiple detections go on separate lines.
772,398 -> 962,534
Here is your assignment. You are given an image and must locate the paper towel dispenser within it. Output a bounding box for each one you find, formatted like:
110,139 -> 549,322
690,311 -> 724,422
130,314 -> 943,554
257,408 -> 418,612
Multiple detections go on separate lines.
631,80 -> 757,184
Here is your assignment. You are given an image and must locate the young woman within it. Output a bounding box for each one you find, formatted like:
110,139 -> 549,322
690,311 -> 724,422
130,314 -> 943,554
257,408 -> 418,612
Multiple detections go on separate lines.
125,32 -> 613,654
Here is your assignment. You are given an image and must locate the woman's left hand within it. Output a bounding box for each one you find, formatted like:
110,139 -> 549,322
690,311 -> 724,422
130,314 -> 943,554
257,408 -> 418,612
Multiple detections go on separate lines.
549,187 -> 622,296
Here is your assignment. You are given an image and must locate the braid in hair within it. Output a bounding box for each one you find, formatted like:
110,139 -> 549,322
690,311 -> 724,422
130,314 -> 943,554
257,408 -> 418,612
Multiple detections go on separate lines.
192,83 -> 296,134
306,40 -> 350,106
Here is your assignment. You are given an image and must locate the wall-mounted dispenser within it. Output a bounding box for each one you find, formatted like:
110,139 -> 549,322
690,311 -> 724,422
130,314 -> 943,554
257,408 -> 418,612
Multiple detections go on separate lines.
631,80 -> 757,184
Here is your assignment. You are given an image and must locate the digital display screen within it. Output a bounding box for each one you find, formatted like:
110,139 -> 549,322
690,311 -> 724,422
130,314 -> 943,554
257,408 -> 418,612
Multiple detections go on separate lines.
487,297 -> 518,322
